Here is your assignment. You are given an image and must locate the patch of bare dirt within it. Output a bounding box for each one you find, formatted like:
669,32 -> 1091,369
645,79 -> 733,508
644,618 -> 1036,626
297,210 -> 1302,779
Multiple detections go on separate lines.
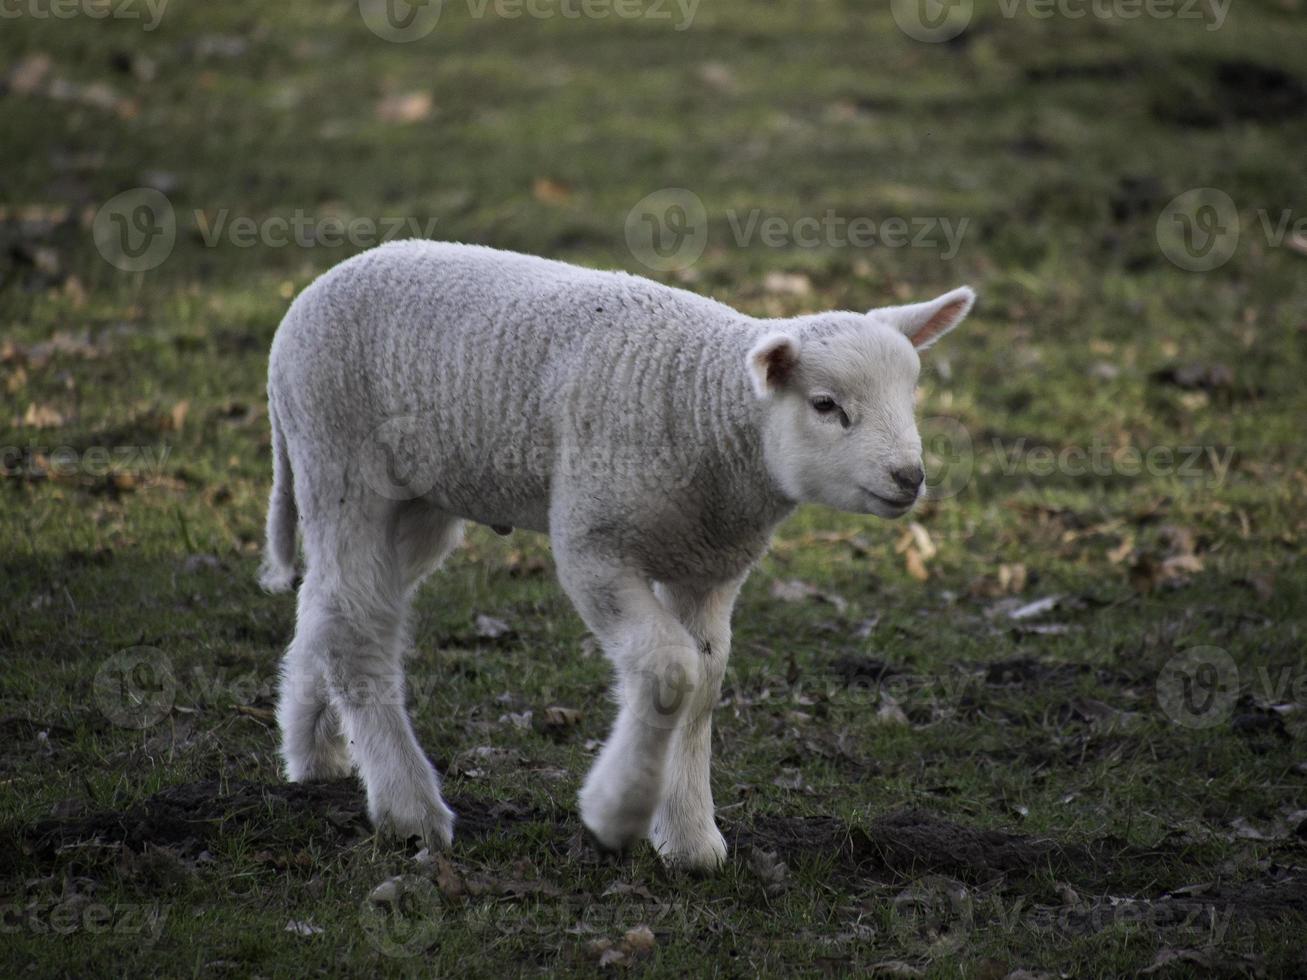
728,808 -> 1307,920
13,778 -> 544,869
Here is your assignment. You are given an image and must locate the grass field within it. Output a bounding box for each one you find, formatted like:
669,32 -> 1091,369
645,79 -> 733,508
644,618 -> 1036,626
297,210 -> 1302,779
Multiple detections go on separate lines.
2,0 -> 1306,975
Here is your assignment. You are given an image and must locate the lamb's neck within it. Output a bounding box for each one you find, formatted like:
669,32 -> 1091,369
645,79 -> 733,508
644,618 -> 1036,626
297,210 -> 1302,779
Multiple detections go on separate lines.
692,320 -> 797,527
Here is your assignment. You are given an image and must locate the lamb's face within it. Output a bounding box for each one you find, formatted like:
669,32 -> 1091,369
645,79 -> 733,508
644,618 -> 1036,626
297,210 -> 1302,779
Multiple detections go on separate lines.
748,287 -> 974,520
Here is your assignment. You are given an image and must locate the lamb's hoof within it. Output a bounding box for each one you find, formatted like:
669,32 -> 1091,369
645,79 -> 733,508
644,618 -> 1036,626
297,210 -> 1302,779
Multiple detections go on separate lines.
370,794 -> 456,850
282,739 -> 353,782
578,786 -> 653,855
650,824 -> 728,873
288,756 -> 353,782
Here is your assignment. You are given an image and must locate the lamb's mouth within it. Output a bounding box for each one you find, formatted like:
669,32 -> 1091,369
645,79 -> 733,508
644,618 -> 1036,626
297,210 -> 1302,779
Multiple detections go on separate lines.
862,488 -> 916,512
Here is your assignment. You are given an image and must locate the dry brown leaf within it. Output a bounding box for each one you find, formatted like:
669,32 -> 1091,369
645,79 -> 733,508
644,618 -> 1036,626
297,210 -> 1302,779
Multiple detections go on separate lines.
903,546 -> 929,582
762,271 -> 812,296
235,704 -> 276,723
997,562 -> 1027,592
622,925 -> 656,953
875,699 -> 910,726
168,400 -> 190,432
432,855 -> 465,897
8,53 -> 52,94
23,402 -> 64,428
696,61 -> 736,90
540,705 -> 582,731
769,578 -> 848,612
531,177 -> 573,204
1107,536 -> 1133,564
376,91 -> 433,123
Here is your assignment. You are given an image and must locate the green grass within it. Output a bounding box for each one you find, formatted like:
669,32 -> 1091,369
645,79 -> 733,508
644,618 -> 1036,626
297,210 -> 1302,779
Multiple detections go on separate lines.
2,0 -> 1305,975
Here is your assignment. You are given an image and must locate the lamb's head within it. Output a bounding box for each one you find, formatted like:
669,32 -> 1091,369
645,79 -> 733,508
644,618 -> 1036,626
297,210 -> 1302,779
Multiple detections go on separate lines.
747,286 -> 974,519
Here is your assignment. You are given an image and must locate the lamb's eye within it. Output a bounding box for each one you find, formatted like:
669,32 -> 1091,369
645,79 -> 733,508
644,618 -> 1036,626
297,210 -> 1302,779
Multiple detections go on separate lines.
810,396 -> 851,429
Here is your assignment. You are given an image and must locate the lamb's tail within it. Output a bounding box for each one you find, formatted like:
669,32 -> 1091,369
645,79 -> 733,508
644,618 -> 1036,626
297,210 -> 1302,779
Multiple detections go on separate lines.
258,396 -> 298,593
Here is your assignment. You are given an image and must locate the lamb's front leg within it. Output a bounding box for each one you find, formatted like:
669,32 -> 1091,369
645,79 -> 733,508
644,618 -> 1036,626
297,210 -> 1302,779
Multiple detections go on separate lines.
648,578 -> 743,870
552,546 -> 704,853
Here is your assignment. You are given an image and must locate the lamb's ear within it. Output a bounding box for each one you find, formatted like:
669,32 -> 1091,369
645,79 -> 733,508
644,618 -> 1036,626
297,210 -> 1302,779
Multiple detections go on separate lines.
746,332 -> 800,399
878,286 -> 976,351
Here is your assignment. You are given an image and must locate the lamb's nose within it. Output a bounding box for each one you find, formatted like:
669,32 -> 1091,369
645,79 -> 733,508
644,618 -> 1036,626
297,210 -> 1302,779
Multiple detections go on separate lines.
891,464 -> 924,494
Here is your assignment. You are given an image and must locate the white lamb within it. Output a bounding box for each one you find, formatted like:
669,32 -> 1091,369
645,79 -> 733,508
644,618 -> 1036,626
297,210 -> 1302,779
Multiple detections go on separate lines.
260,240 -> 973,870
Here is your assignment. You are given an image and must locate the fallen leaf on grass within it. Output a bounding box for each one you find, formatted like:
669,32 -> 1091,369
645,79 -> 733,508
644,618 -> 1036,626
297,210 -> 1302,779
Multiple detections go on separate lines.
376,91 -> 432,123
875,697 -> 909,727
538,705 -> 582,734
474,614 -> 512,639
585,924 -> 658,966
969,562 -> 1027,597
1141,947 -> 1263,975
623,925 -> 656,953
1128,532 -> 1204,593
867,961 -> 924,978
450,745 -> 522,778
1106,536 -> 1133,564
8,53 -> 52,94
749,849 -> 790,895
167,400 -> 190,431
601,881 -> 657,901
895,522 -> 935,581
769,578 -> 848,613
22,403 -> 64,428
762,271 -> 812,296
504,549 -> 547,576
532,177 -> 573,204
498,710 -> 533,729
903,547 -> 929,582
985,595 -> 1063,621
772,768 -> 812,793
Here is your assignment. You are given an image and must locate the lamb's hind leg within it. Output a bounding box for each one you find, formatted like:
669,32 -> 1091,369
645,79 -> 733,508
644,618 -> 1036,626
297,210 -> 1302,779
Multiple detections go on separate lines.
278,604 -> 351,782
648,577 -> 743,870
552,538 -> 705,853
282,507 -> 458,848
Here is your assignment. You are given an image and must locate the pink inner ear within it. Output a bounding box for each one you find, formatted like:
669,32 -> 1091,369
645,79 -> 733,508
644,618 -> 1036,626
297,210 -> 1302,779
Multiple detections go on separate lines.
763,342 -> 796,387
910,298 -> 968,349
